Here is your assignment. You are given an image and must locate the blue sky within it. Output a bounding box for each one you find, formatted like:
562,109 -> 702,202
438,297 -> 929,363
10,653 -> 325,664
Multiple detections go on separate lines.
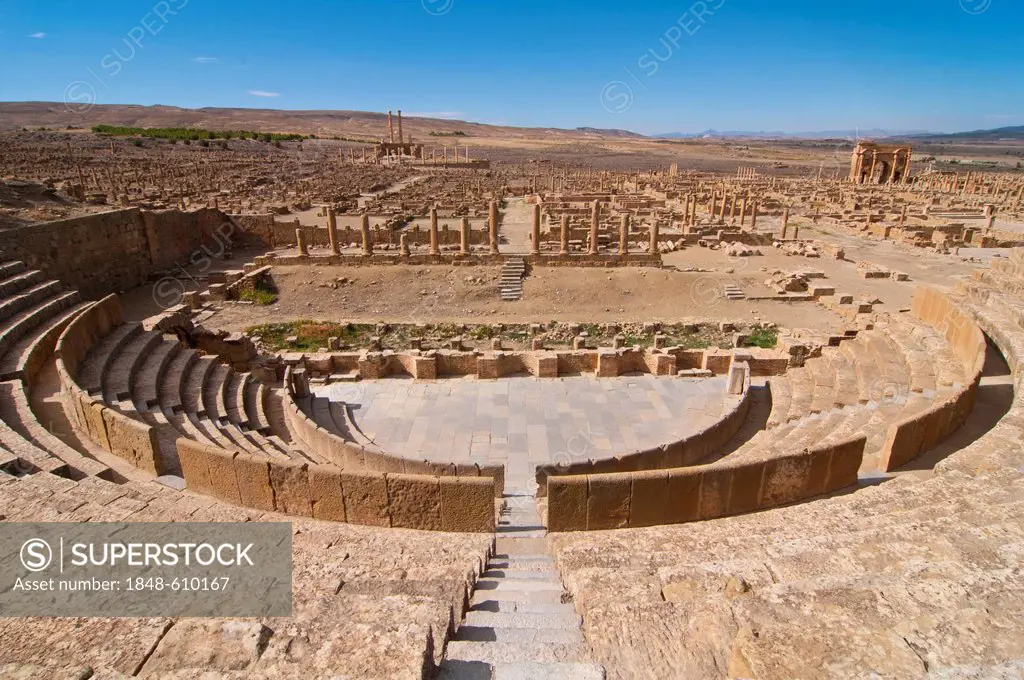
0,0 -> 1021,135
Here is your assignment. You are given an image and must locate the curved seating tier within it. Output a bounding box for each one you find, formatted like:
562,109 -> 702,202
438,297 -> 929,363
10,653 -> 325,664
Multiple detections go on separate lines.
54,295 -> 499,531
544,289 -> 985,531
545,270 -> 1024,679
0,260 -> 116,482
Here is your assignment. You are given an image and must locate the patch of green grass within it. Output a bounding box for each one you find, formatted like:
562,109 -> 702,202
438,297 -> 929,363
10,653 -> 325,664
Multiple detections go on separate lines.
746,327 -> 778,349
238,287 -> 277,305
246,320 -> 371,351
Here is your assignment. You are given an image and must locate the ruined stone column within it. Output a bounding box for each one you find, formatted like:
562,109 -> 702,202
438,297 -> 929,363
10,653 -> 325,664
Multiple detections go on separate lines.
399,232 -> 410,257
751,201 -> 758,230
560,215 -> 569,255
792,223 -> 800,239
361,214 -> 373,256
619,214 -> 630,255
739,196 -> 748,226
531,203 -> 541,256
899,205 -> 907,228
709,190 -> 716,216
649,219 -> 660,254
327,207 -> 340,255
296,228 -> 308,257
429,206 -> 440,255
780,208 -> 790,239
589,200 -> 600,255
387,111 -> 395,144
460,217 -> 470,254
397,109 -> 404,144
489,200 -> 500,254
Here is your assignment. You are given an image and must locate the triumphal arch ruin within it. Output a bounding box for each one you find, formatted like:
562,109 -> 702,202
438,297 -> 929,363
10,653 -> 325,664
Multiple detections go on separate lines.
849,140 -> 913,184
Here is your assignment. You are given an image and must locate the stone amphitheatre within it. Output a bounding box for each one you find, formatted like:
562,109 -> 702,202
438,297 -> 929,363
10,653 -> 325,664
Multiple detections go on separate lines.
1,105 -> 1024,679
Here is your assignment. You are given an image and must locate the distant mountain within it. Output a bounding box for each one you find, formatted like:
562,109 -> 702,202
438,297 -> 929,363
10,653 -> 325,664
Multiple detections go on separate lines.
906,125 -> 1024,142
0,102 -> 640,142
574,127 -> 646,138
653,128 -> 933,140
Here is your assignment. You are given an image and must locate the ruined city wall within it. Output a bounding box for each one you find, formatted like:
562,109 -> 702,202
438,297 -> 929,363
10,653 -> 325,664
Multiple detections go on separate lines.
0,208 -> 232,299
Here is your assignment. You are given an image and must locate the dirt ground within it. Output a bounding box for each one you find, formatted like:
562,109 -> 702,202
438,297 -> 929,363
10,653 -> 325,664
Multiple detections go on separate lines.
203,263 -> 844,335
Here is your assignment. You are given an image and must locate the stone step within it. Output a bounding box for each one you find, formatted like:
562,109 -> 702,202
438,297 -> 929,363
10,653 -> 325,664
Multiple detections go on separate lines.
470,588 -> 564,606
455,626 -> 583,644
444,641 -> 590,665
493,662 -> 605,680
488,559 -> 556,572
470,601 -> 577,616
481,569 -> 560,582
464,610 -> 581,630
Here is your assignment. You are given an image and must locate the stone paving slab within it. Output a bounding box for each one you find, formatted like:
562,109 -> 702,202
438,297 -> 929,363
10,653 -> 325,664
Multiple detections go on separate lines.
316,375 -> 726,489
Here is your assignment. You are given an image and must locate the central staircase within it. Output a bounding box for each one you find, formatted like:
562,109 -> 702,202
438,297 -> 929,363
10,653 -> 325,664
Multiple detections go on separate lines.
499,258 -> 526,301
438,494 -> 605,679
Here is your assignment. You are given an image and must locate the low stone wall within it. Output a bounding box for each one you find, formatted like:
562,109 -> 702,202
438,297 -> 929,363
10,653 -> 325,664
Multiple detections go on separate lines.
546,435 -> 866,531
283,366 -> 504,497
54,295 -> 165,476
253,252 -> 663,268
176,438 -> 495,532
290,347 -> 710,380
535,384 -> 752,497
879,286 -> 987,471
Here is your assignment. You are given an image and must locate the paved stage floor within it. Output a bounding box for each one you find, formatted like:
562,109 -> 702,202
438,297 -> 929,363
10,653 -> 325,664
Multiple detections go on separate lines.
315,374 -> 728,492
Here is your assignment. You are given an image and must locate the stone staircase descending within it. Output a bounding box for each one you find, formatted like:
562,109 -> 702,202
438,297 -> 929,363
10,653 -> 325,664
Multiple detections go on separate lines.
499,258 -> 526,302
438,494 -> 605,679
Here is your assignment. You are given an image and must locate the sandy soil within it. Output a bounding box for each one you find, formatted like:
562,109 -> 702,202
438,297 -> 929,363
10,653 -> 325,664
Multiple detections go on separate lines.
205,263 -> 844,334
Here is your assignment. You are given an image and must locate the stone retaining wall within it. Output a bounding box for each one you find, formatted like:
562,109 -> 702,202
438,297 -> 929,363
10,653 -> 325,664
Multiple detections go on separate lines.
253,252 -> 663,268
0,208 -> 229,299
176,438 -> 495,532
289,346 -> 755,380
546,435 -> 866,531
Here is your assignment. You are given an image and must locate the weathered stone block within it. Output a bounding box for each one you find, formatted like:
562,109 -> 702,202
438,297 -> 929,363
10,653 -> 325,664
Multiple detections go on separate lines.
587,473 -> 631,530
341,471 -> 390,527
308,464 -> 346,522
233,453 -> 275,512
629,470 -> 669,527
547,475 -> 589,532
269,462 -> 312,517
666,467 -> 702,523
440,477 -> 495,532
386,473 -> 441,530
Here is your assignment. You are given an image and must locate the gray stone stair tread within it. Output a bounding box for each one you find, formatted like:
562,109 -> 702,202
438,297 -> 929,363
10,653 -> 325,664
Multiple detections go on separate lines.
471,601 -> 578,615
481,569 -> 560,582
455,626 -> 583,644
444,641 -> 589,664
464,610 -> 581,629
470,589 -> 564,606
493,662 -> 605,680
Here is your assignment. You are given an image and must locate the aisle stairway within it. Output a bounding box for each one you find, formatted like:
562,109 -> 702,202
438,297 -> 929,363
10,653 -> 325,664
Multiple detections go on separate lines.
439,495 -> 605,679
499,258 -> 526,301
